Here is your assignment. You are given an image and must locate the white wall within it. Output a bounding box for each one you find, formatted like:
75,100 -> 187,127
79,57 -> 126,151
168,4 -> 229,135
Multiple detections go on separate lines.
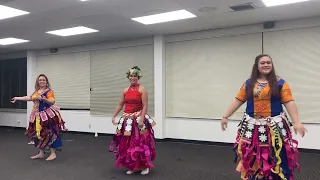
1,16 -> 320,150
0,111 -> 27,128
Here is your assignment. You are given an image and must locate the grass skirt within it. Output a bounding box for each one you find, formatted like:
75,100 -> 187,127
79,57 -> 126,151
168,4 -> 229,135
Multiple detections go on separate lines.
234,113 -> 299,180
25,105 -> 67,150
109,112 -> 156,171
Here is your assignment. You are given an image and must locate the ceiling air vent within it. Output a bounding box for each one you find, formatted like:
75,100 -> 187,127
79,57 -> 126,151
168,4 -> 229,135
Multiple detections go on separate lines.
229,3 -> 256,11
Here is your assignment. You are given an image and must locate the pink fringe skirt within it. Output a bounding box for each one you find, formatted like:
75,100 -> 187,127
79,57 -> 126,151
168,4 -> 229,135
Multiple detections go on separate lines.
234,113 -> 299,180
109,112 -> 156,171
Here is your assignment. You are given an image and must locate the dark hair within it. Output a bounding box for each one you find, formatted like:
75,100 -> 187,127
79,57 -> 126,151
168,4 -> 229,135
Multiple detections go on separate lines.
34,74 -> 51,90
132,66 -> 141,71
247,54 -> 279,98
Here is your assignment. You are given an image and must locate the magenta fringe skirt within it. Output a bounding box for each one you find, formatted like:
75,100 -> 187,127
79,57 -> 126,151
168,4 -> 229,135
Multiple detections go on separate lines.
109,112 -> 156,171
234,113 -> 300,180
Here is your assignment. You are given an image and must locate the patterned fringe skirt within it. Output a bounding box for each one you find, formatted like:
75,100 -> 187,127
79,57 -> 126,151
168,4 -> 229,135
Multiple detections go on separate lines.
109,111 -> 156,171
234,113 -> 299,180
25,105 -> 67,150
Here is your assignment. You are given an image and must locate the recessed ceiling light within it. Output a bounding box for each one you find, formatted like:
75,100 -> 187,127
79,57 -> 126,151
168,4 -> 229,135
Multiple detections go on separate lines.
0,5 -> 30,20
0,38 -> 29,45
80,0 -> 89,1
262,0 -> 309,7
46,26 -> 99,36
131,9 -> 197,25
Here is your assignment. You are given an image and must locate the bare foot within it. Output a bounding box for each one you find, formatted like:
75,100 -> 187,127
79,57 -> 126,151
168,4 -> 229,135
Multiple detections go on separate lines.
30,153 -> 44,159
46,153 -> 56,161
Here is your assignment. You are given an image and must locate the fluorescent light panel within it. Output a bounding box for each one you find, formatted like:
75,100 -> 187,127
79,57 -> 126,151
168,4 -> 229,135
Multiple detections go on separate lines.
0,38 -> 29,45
131,9 -> 196,25
0,5 -> 30,20
46,26 -> 99,36
262,0 -> 309,7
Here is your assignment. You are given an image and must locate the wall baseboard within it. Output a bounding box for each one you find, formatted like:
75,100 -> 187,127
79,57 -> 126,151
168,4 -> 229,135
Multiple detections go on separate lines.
1,126 -> 319,154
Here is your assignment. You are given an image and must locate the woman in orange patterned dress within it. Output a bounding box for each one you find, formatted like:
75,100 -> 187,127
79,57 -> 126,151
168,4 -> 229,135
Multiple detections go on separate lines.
11,74 -> 66,161
221,54 -> 307,180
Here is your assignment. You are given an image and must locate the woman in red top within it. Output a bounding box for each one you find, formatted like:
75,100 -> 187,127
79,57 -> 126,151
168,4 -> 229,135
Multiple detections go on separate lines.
109,66 -> 156,175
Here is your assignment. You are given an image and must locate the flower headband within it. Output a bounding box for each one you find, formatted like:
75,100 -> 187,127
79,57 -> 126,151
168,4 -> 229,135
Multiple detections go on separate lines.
126,67 -> 142,78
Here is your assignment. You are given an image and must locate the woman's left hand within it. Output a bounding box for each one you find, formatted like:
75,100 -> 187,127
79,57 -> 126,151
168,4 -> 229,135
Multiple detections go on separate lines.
41,96 -> 47,101
138,118 -> 144,128
293,122 -> 307,137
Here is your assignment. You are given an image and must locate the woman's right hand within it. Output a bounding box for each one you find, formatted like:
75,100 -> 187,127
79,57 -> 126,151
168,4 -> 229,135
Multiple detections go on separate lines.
221,117 -> 228,131
11,97 -> 18,103
37,96 -> 43,101
112,117 -> 118,125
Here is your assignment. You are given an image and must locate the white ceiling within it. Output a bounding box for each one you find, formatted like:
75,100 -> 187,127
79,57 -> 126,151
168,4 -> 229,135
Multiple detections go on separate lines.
1,0 -> 320,54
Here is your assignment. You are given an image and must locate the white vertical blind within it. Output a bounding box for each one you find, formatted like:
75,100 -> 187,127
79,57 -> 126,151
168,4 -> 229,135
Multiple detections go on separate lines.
165,33 -> 262,120
90,45 -> 154,116
37,52 -> 90,109
263,26 -> 320,123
